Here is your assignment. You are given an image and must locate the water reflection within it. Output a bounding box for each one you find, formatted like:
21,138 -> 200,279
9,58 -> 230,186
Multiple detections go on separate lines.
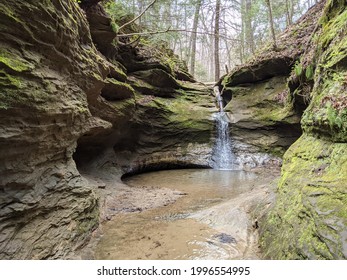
95,169 -> 260,260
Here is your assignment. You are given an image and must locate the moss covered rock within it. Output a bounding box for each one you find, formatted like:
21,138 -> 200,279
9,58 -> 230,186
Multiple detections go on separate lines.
224,76 -> 301,157
216,4 -> 327,163
0,0 -> 216,260
101,78 -> 135,101
0,0 -> 110,259
76,82 -> 216,176
261,0 -> 347,259
132,69 -> 180,89
261,135 -> 347,259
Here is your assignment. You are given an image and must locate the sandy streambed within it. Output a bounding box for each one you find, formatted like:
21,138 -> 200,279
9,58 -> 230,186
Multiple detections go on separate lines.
85,168 -> 278,260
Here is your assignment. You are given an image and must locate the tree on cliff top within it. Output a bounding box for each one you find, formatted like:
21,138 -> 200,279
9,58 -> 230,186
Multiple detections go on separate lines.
83,0 -> 319,82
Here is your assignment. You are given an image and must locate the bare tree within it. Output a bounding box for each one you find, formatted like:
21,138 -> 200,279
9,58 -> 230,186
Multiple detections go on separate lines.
118,0 -> 157,31
190,0 -> 203,76
285,0 -> 293,26
243,0 -> 254,56
214,0 -> 221,81
265,0 -> 277,49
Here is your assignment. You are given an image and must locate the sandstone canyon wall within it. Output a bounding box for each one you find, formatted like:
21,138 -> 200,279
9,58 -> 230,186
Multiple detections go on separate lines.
0,0 -> 215,259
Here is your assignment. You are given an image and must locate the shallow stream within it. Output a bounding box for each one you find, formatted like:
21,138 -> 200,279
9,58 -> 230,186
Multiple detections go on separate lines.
94,169 -> 275,260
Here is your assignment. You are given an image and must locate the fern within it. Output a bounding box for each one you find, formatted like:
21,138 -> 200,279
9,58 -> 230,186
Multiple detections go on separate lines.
305,65 -> 314,80
294,61 -> 303,77
326,103 -> 336,130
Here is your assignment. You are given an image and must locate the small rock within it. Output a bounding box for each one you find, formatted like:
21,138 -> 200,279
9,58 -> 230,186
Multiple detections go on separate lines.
213,233 -> 237,244
253,220 -> 259,229
98,182 -> 106,189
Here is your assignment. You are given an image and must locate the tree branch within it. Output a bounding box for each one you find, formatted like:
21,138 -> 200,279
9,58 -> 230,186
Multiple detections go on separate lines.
118,0 -> 157,31
116,36 -> 141,47
116,29 -> 240,42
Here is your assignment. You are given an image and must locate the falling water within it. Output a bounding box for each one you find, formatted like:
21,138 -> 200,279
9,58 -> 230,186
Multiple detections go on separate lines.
212,89 -> 235,170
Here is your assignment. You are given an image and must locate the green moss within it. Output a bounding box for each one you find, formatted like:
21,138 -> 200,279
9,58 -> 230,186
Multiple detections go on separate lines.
112,96 -> 135,108
261,134 -> 347,259
298,0 -> 347,143
110,20 -> 119,33
0,3 -> 23,23
105,78 -> 135,95
134,87 -> 213,139
225,76 -> 298,124
111,65 -> 127,82
301,70 -> 347,141
0,70 -> 27,109
0,70 -> 24,88
254,103 -> 295,123
110,97 -> 136,120
319,0 -> 346,26
0,50 -> 33,72
319,7 -> 347,68
258,0 -> 347,260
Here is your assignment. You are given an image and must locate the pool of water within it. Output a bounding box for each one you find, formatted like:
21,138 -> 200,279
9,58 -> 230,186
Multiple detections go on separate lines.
94,169 -> 270,260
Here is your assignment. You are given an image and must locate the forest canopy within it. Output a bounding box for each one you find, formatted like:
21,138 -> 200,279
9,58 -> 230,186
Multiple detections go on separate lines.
99,0 -> 318,81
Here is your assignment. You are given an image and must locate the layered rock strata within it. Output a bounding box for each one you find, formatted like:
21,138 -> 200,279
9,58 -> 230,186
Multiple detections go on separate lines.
261,0 -> 347,259
0,0 -> 215,259
0,0 -> 108,259
216,2 -> 326,167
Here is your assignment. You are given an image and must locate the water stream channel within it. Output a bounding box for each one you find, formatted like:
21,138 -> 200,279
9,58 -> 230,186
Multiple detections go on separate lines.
95,169 -> 276,260
90,88 -> 278,260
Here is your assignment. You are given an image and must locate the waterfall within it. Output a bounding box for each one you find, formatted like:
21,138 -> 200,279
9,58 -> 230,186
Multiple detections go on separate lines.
212,87 -> 236,170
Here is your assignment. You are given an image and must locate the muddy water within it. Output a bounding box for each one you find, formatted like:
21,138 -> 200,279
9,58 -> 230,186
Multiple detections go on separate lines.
95,169 -> 274,260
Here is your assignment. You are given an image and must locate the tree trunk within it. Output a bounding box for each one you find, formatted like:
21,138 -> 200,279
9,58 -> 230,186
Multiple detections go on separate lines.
138,0 -> 144,25
214,0 -> 221,81
172,0 -> 179,53
265,0 -> 277,49
244,0 -> 254,56
285,0 -> 293,27
184,4 -> 190,63
224,37 -> 231,72
290,0 -> 294,25
240,0 -> 245,63
200,8 -> 214,81
190,0 -> 202,76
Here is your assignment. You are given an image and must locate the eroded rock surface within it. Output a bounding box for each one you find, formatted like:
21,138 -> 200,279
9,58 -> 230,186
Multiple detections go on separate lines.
0,0 -> 108,259
216,2 -> 326,167
0,0 -> 214,259
261,0 -> 347,259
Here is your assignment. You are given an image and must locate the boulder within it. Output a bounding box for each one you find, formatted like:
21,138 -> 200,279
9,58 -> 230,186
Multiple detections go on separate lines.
224,75 -> 301,158
175,69 -> 196,82
128,75 -> 178,97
